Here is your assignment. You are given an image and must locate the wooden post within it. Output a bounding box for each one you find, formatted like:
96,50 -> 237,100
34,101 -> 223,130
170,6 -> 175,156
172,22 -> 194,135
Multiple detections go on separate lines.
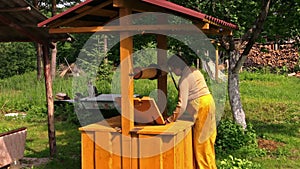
119,7 -> 133,168
36,43 -> 43,80
215,44 -> 219,81
42,43 -> 56,157
157,35 -> 168,117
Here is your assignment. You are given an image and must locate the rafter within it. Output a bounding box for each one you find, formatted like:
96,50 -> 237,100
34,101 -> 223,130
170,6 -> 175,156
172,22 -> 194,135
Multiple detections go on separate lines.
0,6 -> 31,12
50,0 -> 113,27
0,15 -> 44,43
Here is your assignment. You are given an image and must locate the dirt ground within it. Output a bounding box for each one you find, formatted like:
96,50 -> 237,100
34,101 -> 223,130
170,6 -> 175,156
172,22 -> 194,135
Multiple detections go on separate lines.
258,138 -> 285,151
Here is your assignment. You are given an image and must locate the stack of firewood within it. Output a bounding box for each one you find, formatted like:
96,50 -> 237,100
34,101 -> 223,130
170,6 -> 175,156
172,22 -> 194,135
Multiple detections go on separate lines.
244,44 -> 299,72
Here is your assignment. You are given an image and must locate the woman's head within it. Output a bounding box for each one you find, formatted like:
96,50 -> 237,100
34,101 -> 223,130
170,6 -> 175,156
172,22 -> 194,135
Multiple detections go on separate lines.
167,54 -> 188,70
167,54 -> 188,76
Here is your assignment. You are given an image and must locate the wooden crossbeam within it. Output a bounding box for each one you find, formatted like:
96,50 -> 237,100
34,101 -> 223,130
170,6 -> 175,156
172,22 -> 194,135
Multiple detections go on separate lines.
0,6 -> 31,12
49,24 -> 232,35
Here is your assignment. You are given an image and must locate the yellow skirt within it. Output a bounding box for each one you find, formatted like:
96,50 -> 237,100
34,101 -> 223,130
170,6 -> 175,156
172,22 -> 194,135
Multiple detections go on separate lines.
190,94 -> 217,169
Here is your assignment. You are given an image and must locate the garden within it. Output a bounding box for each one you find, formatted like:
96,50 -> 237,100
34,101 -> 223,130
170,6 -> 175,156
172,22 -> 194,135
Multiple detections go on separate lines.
0,0 -> 299,168
0,69 -> 299,168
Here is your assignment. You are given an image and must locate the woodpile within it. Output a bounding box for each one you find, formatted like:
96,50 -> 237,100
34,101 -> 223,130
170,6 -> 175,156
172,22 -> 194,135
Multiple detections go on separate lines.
244,44 -> 299,72
58,63 -> 83,77
288,72 -> 300,78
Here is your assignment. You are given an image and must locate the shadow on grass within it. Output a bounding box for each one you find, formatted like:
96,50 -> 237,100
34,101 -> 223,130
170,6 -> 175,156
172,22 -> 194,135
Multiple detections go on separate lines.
249,119 -> 299,139
24,121 -> 81,169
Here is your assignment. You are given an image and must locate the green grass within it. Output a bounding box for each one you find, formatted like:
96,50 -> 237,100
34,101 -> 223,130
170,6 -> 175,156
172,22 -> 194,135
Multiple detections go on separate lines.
222,72 -> 300,168
0,71 -> 299,168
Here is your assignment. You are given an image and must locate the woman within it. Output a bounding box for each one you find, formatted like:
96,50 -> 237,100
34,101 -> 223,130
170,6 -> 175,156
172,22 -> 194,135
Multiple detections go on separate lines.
166,54 -> 217,169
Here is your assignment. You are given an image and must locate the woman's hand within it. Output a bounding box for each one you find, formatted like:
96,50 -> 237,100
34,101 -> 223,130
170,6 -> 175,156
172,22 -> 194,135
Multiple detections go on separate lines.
164,112 -> 178,124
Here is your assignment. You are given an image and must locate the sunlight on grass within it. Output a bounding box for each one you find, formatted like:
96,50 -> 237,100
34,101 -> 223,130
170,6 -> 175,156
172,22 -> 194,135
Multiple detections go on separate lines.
0,71 -> 299,169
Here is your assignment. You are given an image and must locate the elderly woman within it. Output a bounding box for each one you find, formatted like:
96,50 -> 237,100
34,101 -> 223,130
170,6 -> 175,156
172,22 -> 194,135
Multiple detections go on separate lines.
166,54 -> 217,169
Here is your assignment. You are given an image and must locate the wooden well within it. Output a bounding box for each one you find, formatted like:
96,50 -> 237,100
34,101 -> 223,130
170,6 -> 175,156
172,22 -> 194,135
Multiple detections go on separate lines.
79,118 -> 194,169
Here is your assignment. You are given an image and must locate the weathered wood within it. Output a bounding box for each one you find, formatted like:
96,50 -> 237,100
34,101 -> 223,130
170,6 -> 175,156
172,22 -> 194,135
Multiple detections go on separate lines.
244,44 -> 299,72
0,15 -> 44,44
0,6 -> 31,12
0,127 -> 27,168
42,43 -> 56,157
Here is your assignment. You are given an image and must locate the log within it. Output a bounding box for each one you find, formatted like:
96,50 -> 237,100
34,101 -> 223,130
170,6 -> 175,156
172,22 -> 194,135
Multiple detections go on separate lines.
244,44 -> 299,72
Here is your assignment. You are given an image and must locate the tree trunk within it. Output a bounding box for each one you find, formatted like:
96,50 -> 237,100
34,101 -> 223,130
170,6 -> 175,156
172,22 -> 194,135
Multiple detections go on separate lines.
37,43 -> 43,80
227,39 -> 247,129
42,43 -> 56,157
50,0 -> 57,80
228,56 -> 247,129
51,43 -> 57,79
226,0 -> 270,129
33,1 -> 42,80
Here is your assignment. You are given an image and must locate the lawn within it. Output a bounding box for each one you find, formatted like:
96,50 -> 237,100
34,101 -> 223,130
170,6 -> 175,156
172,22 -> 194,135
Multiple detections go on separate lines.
0,71 -> 299,168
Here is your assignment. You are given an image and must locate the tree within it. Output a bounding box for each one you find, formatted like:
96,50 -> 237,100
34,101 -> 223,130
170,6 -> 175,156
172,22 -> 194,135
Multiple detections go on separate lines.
28,0 -> 84,79
51,0 -> 57,79
169,0 -> 275,128
0,42 -> 36,79
226,0 -> 271,129
32,0 -> 43,80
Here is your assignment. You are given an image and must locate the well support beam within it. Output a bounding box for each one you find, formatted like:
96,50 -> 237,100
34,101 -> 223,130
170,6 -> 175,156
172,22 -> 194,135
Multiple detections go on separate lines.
119,6 -> 134,168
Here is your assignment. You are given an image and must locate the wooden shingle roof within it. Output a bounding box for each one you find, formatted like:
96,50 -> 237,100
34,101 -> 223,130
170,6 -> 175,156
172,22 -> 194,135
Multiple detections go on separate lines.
0,0 -> 70,43
38,0 -> 238,36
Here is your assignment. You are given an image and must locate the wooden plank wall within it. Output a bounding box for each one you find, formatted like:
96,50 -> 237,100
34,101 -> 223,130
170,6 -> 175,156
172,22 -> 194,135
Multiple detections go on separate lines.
81,128 -> 193,169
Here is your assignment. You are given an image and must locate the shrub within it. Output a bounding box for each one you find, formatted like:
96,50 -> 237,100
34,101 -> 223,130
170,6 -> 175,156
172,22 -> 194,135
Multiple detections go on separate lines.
218,155 -> 261,169
216,120 -> 257,153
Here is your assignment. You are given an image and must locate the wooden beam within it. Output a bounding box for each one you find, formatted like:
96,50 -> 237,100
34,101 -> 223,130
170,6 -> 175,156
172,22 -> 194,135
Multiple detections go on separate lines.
157,34 -> 168,117
195,22 -> 209,30
157,14 -> 168,117
215,44 -> 219,82
42,43 -> 56,157
0,6 -> 31,12
0,15 -> 44,43
50,0 -> 113,27
90,9 -> 118,18
113,0 -> 166,13
119,7 -> 133,168
49,24 -> 232,35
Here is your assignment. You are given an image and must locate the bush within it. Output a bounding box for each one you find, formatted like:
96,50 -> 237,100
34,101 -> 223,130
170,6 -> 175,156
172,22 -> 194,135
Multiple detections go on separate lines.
218,155 -> 261,169
216,120 -> 257,153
